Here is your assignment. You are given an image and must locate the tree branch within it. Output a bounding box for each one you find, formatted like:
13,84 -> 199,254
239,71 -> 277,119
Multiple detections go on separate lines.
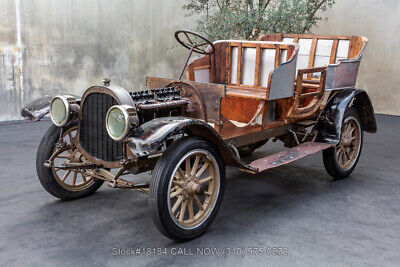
302,0 -> 327,32
263,0 -> 271,11
216,0 -> 222,10
310,0 -> 327,18
247,0 -> 254,14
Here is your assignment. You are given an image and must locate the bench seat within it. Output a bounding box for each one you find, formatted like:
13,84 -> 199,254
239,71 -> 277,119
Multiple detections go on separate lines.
226,86 -> 268,100
186,34 -> 367,125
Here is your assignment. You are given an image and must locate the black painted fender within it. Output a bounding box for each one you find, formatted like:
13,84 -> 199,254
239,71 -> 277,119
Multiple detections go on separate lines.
127,117 -> 255,171
21,95 -> 81,121
315,89 -> 377,144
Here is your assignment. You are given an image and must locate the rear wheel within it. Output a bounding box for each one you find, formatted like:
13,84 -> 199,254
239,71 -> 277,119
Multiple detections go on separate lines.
323,107 -> 363,180
149,137 -> 225,241
36,121 -> 104,200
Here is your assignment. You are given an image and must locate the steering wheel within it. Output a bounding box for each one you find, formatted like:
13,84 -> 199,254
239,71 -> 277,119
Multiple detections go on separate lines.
175,30 -> 215,55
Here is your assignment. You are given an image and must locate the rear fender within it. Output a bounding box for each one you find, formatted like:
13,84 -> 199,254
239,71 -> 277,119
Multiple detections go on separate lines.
315,89 -> 377,144
21,95 -> 81,121
127,117 -> 255,171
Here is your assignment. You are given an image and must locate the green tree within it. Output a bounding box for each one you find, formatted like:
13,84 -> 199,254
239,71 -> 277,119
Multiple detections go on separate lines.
183,0 -> 335,41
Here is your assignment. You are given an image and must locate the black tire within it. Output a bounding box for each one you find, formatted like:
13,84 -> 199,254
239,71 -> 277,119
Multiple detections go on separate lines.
149,136 -> 226,241
323,107 -> 363,180
36,121 -> 104,200
237,139 -> 268,157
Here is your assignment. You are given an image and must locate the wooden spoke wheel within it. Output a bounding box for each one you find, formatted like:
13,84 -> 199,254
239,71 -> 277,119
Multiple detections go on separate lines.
167,150 -> 219,228
36,121 -> 104,200
335,116 -> 361,170
323,107 -> 363,180
51,126 -> 96,191
149,137 -> 225,241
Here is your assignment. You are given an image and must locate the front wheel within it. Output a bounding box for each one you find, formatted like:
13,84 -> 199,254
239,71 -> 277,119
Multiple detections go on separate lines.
323,107 -> 363,180
36,121 -> 104,200
149,137 -> 226,241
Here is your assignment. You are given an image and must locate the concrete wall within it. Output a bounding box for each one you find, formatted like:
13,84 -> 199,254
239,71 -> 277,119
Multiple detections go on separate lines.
0,0 -> 189,120
314,0 -> 400,116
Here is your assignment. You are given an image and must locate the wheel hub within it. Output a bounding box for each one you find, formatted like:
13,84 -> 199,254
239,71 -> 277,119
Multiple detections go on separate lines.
342,133 -> 352,147
183,178 -> 200,197
72,150 -> 82,162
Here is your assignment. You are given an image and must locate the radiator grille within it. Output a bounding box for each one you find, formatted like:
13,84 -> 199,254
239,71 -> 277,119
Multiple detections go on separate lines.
79,93 -> 123,162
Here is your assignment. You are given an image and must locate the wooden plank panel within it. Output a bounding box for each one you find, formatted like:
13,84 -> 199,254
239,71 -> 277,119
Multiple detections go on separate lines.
286,47 -> 292,61
230,42 -> 292,50
254,44 -> 261,87
274,46 -> 280,68
283,33 -> 353,40
236,43 -> 242,85
330,39 -> 338,64
258,33 -> 283,41
221,97 -> 264,123
347,38 -> 353,59
226,87 -> 268,100
227,84 -> 267,92
213,42 -> 229,84
226,45 -> 231,84
349,36 -> 362,59
209,54 -> 215,83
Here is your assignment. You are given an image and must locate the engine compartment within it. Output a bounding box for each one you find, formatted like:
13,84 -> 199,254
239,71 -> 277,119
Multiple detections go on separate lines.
129,87 -> 187,125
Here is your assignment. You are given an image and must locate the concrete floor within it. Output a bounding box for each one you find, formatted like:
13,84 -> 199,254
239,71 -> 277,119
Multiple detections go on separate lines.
0,114 -> 399,266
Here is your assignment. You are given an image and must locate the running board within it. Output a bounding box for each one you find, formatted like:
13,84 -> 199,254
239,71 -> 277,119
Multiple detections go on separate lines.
242,142 -> 333,174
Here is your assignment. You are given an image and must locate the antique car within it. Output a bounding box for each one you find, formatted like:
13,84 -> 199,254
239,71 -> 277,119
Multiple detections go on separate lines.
23,30 -> 376,241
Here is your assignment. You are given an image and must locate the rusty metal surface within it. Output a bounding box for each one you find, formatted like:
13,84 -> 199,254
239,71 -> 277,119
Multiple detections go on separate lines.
20,95 -> 52,121
250,142 -> 333,172
21,95 -> 80,121
126,116 -> 256,173
226,124 -> 292,147
146,77 -> 226,124
136,98 -> 189,110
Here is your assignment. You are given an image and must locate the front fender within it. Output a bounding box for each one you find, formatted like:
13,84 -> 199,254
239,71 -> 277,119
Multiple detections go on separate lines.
21,95 -> 81,121
127,117 -> 255,171
315,89 -> 377,144
21,96 -> 53,121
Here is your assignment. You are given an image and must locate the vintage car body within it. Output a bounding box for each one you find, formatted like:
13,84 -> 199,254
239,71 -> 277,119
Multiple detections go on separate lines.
25,31 -> 376,241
